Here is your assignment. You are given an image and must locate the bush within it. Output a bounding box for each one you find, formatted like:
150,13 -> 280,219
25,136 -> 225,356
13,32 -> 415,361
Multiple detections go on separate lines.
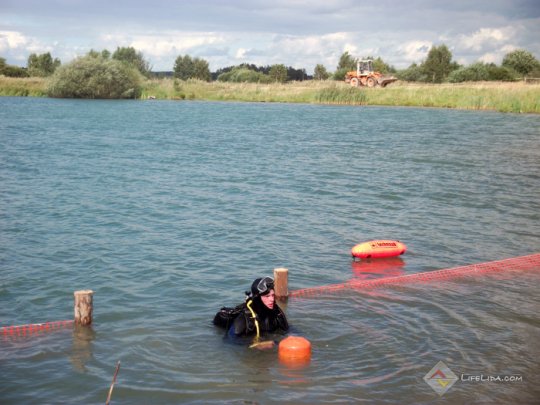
47,55 -> 143,98
332,67 -> 350,81
448,62 -> 516,82
502,49 -> 540,79
1,65 -> 29,77
217,67 -> 271,83
396,64 -> 427,82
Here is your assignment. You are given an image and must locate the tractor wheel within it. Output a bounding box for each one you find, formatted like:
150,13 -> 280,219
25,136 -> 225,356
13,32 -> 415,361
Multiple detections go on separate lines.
367,77 -> 377,87
350,78 -> 359,87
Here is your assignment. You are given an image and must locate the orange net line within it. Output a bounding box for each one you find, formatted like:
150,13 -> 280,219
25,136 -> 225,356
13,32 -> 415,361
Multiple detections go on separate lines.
289,253 -> 540,299
1,320 -> 74,337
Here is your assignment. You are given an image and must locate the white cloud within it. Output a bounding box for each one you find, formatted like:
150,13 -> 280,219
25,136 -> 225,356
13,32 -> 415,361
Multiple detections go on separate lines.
102,31 -> 225,58
0,30 -> 53,63
397,40 -> 432,64
262,32 -> 356,69
478,44 -> 518,64
235,48 -> 248,59
0,31 -> 28,51
458,27 -> 514,51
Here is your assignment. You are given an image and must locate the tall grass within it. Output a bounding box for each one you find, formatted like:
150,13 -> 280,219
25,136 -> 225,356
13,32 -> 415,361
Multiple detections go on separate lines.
140,79 -> 540,114
1,76 -> 539,113
0,76 -> 48,97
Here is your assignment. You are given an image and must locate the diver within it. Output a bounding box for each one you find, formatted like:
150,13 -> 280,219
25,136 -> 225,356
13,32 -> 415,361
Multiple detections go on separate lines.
213,276 -> 289,349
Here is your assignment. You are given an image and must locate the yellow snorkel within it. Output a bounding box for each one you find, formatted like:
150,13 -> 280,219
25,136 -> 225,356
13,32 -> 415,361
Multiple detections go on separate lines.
246,299 -> 260,341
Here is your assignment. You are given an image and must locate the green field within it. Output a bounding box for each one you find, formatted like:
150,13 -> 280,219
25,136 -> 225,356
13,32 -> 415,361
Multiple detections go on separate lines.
1,76 -> 539,113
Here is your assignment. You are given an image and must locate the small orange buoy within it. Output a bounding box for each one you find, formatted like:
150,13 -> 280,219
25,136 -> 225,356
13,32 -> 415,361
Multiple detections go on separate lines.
278,336 -> 311,366
351,240 -> 407,259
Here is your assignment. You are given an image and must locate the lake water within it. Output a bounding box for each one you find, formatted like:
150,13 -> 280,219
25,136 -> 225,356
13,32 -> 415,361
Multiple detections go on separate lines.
1,97 -> 539,404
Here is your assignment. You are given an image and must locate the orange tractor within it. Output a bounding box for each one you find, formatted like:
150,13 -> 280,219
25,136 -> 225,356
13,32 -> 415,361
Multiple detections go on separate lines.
345,59 -> 397,88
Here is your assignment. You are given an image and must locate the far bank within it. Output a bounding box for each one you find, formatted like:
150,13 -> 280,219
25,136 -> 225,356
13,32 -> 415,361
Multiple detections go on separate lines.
1,76 -> 539,114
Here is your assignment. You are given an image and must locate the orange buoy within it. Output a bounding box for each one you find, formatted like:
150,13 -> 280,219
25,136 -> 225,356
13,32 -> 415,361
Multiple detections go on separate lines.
351,240 -> 407,259
278,336 -> 311,366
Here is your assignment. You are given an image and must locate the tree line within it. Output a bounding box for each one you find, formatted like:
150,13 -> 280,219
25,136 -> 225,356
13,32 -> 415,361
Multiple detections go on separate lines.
1,45 -> 539,98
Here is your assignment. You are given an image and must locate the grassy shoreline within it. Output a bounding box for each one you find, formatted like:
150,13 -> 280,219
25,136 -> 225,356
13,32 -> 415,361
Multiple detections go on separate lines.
1,76 -> 539,113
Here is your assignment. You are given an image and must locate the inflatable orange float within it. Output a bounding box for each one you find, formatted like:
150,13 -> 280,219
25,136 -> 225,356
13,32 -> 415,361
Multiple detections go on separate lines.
351,240 -> 407,259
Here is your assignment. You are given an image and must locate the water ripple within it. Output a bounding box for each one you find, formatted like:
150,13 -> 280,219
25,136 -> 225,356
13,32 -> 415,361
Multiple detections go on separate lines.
1,99 -> 539,403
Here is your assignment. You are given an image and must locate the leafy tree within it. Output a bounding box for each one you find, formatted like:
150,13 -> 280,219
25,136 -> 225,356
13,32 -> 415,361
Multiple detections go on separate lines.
47,55 -> 143,99
314,64 -> 330,80
396,63 -> 427,82
286,67 -> 308,81
502,49 -> 540,79
174,55 -> 211,81
27,52 -> 61,77
332,68 -> 350,81
174,55 -> 195,80
174,55 -> 193,80
192,58 -> 211,81
371,57 -> 395,74
421,44 -> 458,83
0,57 -> 29,77
3,65 -> 29,77
333,52 -> 359,81
269,64 -> 288,83
112,46 -> 151,76
87,49 -> 101,58
485,64 -> 516,81
448,62 -> 515,82
217,66 -> 271,83
448,63 -> 489,82
337,51 -> 357,71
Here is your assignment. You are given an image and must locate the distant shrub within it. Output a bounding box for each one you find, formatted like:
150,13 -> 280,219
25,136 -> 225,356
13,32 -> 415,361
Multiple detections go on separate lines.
217,67 -> 272,83
396,64 -> 427,82
1,65 -> 29,77
448,62 -> 516,82
47,55 -> 143,98
0,57 -> 29,77
332,67 -> 350,81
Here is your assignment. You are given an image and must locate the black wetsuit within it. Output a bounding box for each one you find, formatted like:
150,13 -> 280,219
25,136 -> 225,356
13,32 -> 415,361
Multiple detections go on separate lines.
228,296 -> 289,337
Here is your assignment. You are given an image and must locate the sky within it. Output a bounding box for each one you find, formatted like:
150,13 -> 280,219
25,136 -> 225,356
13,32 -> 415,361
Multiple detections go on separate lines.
1,0 -> 539,74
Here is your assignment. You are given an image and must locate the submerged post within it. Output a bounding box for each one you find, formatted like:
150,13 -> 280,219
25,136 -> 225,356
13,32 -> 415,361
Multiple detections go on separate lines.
74,290 -> 94,326
273,268 -> 288,300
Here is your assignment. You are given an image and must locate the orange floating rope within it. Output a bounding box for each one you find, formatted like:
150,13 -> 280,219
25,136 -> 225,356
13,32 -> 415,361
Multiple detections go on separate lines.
1,320 -> 74,337
290,253 -> 540,298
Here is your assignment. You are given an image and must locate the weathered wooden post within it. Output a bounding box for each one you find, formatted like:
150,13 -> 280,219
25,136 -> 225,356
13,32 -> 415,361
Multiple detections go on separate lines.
273,268 -> 288,300
74,290 -> 94,326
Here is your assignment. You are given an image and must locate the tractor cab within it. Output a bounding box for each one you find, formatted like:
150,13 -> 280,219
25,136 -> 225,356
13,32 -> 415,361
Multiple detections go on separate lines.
357,60 -> 374,76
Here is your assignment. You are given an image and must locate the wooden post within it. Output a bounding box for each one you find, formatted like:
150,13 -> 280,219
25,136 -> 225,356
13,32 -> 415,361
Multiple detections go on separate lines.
74,290 -> 94,326
273,268 -> 288,300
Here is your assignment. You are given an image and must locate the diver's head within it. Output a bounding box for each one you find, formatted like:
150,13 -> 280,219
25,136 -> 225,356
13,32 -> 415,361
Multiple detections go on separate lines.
250,276 -> 275,309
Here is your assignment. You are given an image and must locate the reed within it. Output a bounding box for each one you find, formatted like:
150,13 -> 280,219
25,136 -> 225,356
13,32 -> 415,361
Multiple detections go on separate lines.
140,79 -> 540,114
1,76 -> 539,113
0,76 -> 48,97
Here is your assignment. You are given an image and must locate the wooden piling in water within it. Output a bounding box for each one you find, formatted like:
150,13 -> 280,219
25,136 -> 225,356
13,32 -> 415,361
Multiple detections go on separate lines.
273,268 -> 288,300
74,290 -> 94,326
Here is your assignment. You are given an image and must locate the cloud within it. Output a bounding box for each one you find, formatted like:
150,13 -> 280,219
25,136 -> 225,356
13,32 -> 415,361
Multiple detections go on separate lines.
267,32 -> 351,67
478,44 -> 518,64
1,2 -> 539,71
234,48 -> 247,59
0,30 -> 53,62
458,27 -> 514,51
0,31 -> 28,51
397,41 -> 433,64
102,31 -> 226,57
